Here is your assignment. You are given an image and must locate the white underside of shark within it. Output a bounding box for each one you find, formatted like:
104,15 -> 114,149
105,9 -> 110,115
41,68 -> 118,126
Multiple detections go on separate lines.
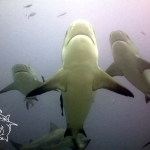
0,64 -> 44,109
105,30 -> 150,103
27,20 -> 133,149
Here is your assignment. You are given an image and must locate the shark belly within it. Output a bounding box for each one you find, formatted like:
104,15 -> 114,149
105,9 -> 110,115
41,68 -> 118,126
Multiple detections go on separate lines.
62,69 -> 95,136
14,72 -> 41,95
62,35 -> 97,138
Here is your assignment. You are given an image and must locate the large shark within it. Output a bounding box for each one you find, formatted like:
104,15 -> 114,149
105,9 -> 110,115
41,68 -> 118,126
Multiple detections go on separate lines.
105,30 -> 150,103
10,122 -> 89,150
0,64 -> 45,109
26,20 -> 134,149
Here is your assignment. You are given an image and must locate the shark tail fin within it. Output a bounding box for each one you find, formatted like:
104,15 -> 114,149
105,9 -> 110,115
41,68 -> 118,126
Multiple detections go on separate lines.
145,94 -> 150,103
72,136 -> 91,150
64,126 -> 89,149
64,126 -> 87,138
10,139 -> 23,150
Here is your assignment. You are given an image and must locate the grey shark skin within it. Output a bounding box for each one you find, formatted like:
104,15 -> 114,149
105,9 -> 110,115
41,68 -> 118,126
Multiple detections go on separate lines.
10,122 -> 89,150
0,64 -> 43,109
106,30 -> 150,103
27,20 -> 133,149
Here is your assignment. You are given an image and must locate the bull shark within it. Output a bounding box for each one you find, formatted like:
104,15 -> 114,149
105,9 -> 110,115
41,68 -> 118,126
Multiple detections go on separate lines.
105,30 -> 150,103
10,122 -> 89,150
26,20 -> 134,149
0,64 -> 45,109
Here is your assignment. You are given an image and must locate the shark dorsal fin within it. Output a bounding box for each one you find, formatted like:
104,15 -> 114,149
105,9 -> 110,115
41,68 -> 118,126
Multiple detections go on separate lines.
50,122 -> 59,132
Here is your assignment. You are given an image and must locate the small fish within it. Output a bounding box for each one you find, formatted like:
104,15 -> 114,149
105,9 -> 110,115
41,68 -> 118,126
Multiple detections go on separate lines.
139,30 -> 146,35
24,4 -> 32,8
57,12 -> 67,18
28,12 -> 36,19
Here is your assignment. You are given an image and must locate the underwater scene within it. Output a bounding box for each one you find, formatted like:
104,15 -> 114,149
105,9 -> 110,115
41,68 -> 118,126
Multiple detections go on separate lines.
0,0 -> 150,150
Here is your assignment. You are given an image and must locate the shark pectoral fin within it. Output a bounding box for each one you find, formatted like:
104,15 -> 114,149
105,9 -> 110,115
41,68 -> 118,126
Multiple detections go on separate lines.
26,68 -> 67,97
10,139 -> 23,150
93,68 -> 134,97
137,57 -> 150,73
0,83 -> 16,94
145,94 -> 150,103
105,62 -> 123,77
50,122 -> 59,132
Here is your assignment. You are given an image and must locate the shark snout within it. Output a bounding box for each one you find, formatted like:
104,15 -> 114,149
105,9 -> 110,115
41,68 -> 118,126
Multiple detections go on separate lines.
64,20 -> 96,46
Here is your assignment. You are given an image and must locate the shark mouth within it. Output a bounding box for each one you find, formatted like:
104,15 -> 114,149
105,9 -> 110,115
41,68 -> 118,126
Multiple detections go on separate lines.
67,34 -> 95,46
14,70 -> 28,74
112,40 -> 129,44
111,40 -> 130,49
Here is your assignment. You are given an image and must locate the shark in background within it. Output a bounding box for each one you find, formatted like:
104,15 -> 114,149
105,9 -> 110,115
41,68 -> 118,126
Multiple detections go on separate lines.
26,20 -> 134,149
0,64 -> 45,109
105,30 -> 150,103
10,122 -> 89,150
